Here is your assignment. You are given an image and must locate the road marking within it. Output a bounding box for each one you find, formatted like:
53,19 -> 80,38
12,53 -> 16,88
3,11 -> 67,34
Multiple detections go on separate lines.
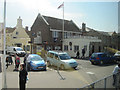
86,72 -> 94,74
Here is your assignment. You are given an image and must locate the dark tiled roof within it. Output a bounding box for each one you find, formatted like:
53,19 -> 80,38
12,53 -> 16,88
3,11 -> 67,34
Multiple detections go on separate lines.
25,30 -> 31,37
86,27 -> 114,36
6,27 -> 15,33
42,15 -> 81,32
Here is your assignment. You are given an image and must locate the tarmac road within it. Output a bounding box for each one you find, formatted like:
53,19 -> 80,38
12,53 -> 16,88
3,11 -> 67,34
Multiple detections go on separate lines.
4,56 -> 117,88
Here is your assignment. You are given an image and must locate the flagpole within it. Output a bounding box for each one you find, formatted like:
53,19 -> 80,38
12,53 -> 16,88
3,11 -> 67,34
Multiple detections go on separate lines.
62,2 -> 64,52
3,0 -> 7,88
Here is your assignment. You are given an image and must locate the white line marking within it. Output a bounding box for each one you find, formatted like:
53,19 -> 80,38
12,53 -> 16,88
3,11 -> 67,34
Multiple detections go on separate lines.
86,72 -> 94,74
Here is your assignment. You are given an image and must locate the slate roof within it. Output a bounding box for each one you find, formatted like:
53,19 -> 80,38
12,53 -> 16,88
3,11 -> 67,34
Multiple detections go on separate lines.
5,27 -> 31,37
39,14 -> 81,32
86,27 -> 115,36
6,27 -> 15,33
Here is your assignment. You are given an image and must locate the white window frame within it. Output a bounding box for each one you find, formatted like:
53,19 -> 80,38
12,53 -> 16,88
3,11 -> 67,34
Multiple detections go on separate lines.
52,31 -> 58,38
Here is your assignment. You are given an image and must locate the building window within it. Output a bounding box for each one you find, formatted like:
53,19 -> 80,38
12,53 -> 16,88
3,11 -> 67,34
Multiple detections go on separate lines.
99,46 -> 101,52
13,37 -> 17,39
64,32 -> 67,39
37,31 -> 41,37
16,32 -> 18,35
27,45 -> 30,51
64,45 -> 68,51
55,46 -> 61,50
52,31 -> 58,38
74,45 -> 79,52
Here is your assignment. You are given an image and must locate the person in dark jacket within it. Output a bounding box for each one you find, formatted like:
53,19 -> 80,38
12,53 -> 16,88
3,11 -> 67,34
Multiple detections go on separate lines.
7,55 -> 13,65
19,64 -> 28,90
6,57 -> 9,69
76,51 -> 80,59
82,48 -> 85,58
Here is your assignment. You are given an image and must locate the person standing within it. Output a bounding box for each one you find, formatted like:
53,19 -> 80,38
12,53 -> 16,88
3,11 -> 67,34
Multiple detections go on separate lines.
7,55 -> 13,65
112,64 -> 120,86
19,64 -> 28,90
15,55 -> 20,71
82,48 -> 85,58
14,54 -> 17,70
76,51 -> 80,59
6,57 -> 9,69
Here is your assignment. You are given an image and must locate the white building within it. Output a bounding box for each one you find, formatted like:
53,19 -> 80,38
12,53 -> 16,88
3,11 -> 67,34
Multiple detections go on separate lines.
63,36 -> 101,57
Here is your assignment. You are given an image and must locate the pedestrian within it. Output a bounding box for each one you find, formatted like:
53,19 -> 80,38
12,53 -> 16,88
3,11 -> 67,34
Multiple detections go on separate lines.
7,55 -> 13,65
14,54 -> 17,70
82,48 -> 85,58
6,56 -> 9,69
24,54 -> 29,66
15,55 -> 20,71
76,51 -> 80,59
19,64 -> 28,90
112,64 -> 120,86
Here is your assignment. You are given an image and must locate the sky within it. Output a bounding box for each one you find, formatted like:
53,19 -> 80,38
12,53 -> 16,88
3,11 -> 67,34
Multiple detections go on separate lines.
0,0 -> 119,32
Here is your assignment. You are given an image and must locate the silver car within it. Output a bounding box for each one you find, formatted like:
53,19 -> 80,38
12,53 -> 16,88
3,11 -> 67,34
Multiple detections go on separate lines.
46,51 -> 78,70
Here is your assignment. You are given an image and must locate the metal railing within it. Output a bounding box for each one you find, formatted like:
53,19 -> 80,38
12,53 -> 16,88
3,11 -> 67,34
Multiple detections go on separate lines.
82,73 -> 120,89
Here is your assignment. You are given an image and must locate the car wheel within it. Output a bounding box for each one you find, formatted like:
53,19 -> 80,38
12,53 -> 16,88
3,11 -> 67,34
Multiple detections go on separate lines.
60,64 -> 65,70
47,61 -> 51,67
100,61 -> 103,65
91,62 -> 94,65
73,66 -> 77,70
44,68 -> 47,71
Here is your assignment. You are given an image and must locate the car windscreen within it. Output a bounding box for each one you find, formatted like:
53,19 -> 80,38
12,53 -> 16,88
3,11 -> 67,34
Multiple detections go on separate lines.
59,54 -> 71,60
29,56 -> 43,61
117,52 -> 120,54
15,48 -> 23,51
91,53 -> 98,58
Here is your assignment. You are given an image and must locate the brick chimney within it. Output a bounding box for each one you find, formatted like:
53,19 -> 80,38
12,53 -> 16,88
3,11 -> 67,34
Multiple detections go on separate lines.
82,23 -> 86,33
25,26 -> 29,31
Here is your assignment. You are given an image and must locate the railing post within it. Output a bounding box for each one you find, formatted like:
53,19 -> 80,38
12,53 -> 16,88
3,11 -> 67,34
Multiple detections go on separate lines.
104,78 -> 107,90
89,83 -> 94,90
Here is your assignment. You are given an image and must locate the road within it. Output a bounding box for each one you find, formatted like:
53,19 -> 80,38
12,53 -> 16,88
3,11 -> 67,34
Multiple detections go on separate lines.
2,56 -> 117,88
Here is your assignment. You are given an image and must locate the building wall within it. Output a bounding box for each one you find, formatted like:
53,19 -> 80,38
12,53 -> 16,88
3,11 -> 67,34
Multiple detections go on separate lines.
31,15 -> 51,53
11,27 -> 31,53
6,17 -> 31,53
63,36 -> 101,57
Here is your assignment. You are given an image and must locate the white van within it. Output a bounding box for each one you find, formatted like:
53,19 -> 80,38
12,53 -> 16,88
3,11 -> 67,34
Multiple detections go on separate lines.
46,51 -> 78,70
6,46 -> 26,57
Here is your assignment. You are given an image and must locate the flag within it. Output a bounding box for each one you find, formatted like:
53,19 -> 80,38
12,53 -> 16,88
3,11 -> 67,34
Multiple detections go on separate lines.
57,2 -> 64,9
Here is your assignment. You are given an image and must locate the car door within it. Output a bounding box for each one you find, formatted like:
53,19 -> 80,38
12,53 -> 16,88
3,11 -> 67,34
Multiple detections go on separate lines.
106,54 -> 112,63
101,54 -> 108,63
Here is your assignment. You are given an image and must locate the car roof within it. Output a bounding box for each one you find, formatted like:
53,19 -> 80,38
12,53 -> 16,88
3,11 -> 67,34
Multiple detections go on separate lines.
92,52 -> 106,55
116,51 -> 120,53
48,50 -> 67,55
28,54 -> 40,57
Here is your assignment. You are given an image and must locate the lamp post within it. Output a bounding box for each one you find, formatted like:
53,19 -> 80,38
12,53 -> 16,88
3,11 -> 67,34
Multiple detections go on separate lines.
3,0 -> 7,88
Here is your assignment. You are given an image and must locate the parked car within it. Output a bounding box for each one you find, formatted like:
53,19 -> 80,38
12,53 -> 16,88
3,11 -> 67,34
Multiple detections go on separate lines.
46,51 -> 78,70
26,54 -> 46,71
6,46 -> 26,57
90,52 -> 115,65
114,51 -> 120,62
